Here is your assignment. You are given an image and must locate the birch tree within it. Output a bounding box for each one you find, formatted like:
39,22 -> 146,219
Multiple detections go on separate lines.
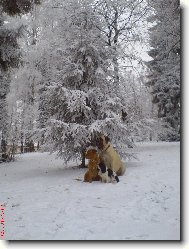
0,0 -> 40,157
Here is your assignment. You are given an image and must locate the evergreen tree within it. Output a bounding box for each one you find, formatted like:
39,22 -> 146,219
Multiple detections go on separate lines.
37,0 -> 133,163
0,9 -> 20,153
1,0 -> 40,16
146,0 -> 180,141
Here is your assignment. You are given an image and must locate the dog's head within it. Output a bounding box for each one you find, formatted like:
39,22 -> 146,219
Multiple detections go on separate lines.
97,135 -> 110,150
85,149 -> 99,160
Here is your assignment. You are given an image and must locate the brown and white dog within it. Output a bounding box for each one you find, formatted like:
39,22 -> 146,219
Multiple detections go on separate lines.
97,135 -> 126,176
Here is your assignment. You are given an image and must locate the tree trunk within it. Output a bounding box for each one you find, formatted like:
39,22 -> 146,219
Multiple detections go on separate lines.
149,103 -> 154,141
21,132 -> 24,153
1,138 -> 7,153
112,8 -> 120,85
79,149 -> 86,168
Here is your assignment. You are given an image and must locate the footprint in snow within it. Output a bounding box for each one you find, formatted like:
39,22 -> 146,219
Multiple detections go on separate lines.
131,215 -> 140,222
12,203 -> 20,208
15,216 -> 23,222
18,225 -> 25,228
93,205 -> 106,209
125,236 -> 132,240
151,214 -> 159,223
137,234 -> 149,239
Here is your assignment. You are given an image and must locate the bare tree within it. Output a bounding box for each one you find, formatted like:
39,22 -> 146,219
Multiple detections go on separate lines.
94,0 -> 150,85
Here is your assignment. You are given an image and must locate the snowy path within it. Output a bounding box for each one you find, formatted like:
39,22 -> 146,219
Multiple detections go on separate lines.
0,142 -> 180,240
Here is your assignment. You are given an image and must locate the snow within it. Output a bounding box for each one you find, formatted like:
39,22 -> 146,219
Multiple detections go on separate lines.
0,142 -> 180,240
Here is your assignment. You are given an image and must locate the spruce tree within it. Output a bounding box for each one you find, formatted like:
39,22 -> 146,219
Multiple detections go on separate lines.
146,0 -> 180,141
37,0 -> 133,163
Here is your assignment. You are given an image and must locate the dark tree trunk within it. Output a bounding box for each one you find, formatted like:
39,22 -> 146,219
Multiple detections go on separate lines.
37,141 -> 40,150
21,132 -> 24,153
1,139 -> 7,153
79,149 -> 86,168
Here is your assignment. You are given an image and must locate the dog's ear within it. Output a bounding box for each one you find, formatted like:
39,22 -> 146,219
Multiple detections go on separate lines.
97,137 -> 103,149
105,135 -> 110,143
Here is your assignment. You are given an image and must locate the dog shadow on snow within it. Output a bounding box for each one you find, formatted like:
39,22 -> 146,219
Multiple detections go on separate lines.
6,160 -> 142,182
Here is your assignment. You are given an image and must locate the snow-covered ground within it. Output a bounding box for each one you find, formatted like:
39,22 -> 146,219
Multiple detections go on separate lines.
0,142 -> 180,240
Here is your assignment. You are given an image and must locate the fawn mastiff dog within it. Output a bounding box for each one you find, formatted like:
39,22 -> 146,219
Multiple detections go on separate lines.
97,135 -> 126,176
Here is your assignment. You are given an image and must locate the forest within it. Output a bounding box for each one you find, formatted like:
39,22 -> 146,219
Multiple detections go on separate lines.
0,0 -> 180,163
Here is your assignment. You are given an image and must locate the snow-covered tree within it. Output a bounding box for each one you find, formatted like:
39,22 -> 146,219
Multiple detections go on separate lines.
0,0 -> 41,156
118,68 -> 164,142
145,0 -> 180,141
1,0 -> 40,16
94,0 -> 150,84
35,0 -> 134,164
0,10 -> 20,153
6,63 -> 41,151
3,0 -> 175,165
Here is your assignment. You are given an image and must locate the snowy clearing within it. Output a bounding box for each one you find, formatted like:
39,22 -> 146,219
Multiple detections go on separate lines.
0,142 -> 180,240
